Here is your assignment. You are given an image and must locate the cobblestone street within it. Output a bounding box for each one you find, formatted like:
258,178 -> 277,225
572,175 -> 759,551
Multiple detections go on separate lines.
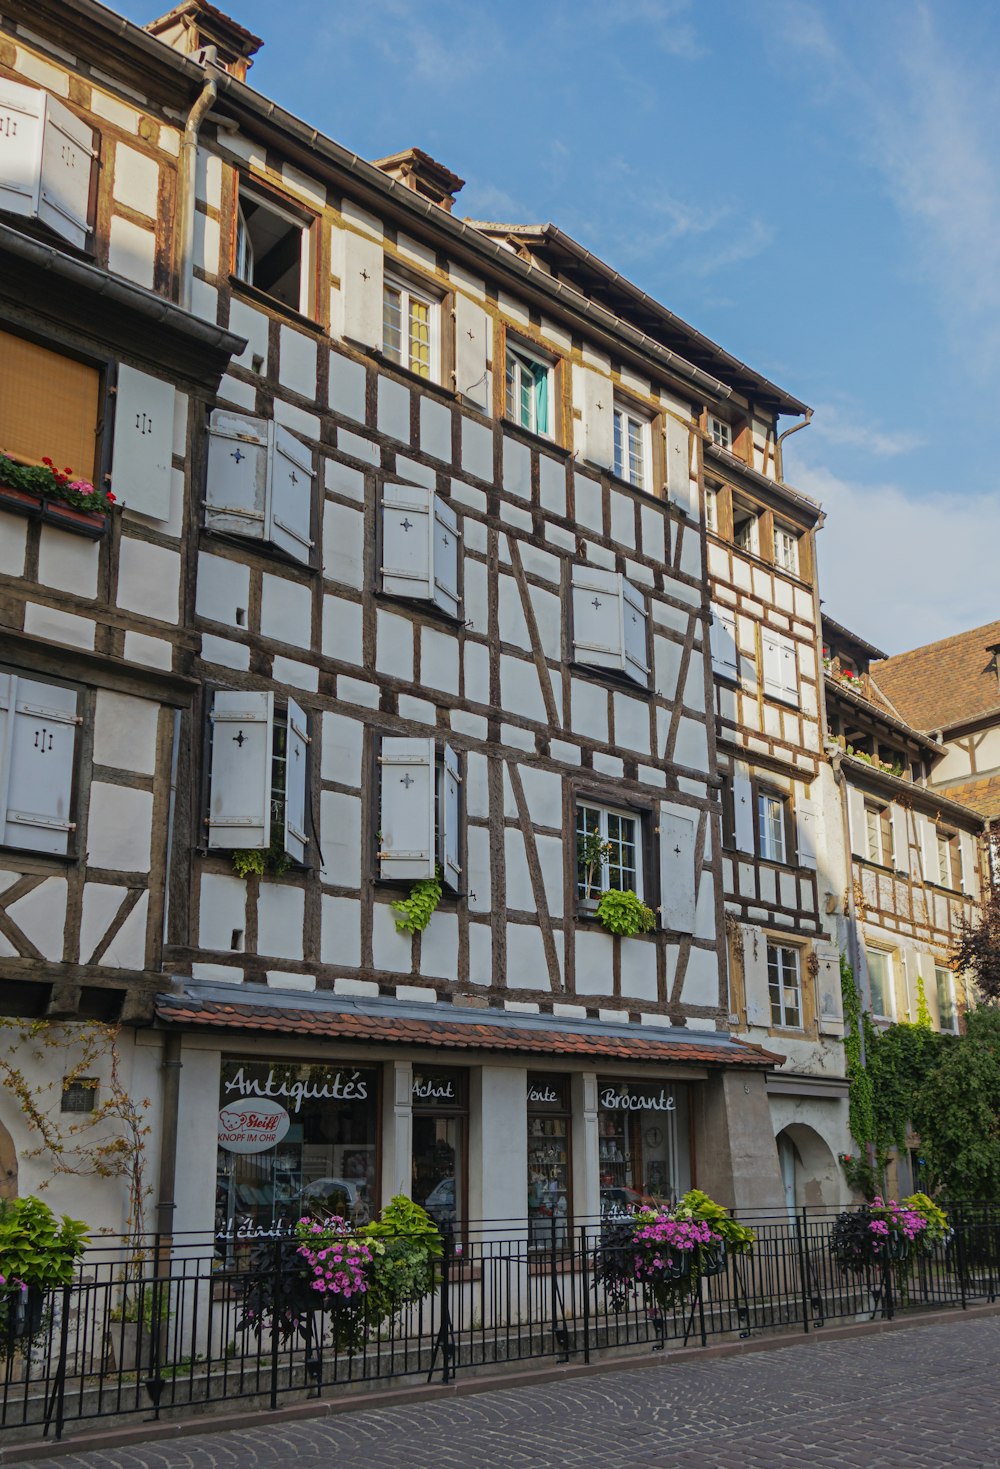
10,1314 -> 1000,1469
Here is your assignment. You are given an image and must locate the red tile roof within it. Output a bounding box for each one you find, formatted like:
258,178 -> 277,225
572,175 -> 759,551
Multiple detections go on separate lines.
156,994 -> 783,1069
873,620 -> 1000,733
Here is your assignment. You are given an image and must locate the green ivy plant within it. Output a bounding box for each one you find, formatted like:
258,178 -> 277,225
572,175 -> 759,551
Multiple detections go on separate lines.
596,888 -> 656,937
232,828 -> 292,880
392,871 -> 443,934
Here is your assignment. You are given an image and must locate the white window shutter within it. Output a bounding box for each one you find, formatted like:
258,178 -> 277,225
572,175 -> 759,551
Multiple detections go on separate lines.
920,816 -> 940,885
710,605 -> 739,681
779,636 -> 800,706
665,415 -> 694,516
846,785 -> 866,857
269,424 -> 314,563
0,79 -> 45,222
39,91 -> 96,250
761,630 -> 783,701
0,674 -> 78,855
112,365 -> 175,521
379,736 -> 436,880
796,796 -> 818,870
441,743 -> 462,890
382,482 -> 434,600
205,410 -> 270,541
207,690 -> 273,850
338,229 -> 384,349
815,942 -> 844,1036
959,830 -> 979,897
743,925 -> 770,1027
574,365 -> 614,469
572,564 -> 624,673
432,494 -> 461,618
621,577 -> 649,686
454,294 -> 490,411
659,803 -> 696,934
283,698 -> 309,865
733,762 -> 755,853
890,805 -> 909,874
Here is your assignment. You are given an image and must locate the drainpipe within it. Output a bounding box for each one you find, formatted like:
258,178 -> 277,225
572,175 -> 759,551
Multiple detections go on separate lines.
156,1029 -> 183,1243
775,408 -> 813,483
830,747 -> 875,1173
177,64 -> 218,312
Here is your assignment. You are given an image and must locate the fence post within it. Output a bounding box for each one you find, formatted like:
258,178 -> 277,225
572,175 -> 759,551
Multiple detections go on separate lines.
580,1226 -> 591,1365
51,1283 -> 71,1442
270,1239 -> 280,1412
955,1207 -> 967,1311
796,1209 -> 810,1334
441,1231 -> 452,1385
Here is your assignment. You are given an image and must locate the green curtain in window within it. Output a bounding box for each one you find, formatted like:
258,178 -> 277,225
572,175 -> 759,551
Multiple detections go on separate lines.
534,365 -> 549,435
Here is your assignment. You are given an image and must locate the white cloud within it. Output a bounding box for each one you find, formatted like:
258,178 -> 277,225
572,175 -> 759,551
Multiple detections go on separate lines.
808,403 -> 922,459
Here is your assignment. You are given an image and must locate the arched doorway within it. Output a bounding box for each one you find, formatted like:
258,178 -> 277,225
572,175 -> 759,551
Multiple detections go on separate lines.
0,1119 -> 17,1201
775,1124 -> 840,1210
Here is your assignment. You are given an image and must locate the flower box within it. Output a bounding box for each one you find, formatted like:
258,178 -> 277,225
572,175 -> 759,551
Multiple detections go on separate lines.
0,483 -> 108,539
0,454 -> 115,540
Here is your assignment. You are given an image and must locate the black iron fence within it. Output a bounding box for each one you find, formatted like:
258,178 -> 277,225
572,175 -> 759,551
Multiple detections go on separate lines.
3,1206 -> 1000,1443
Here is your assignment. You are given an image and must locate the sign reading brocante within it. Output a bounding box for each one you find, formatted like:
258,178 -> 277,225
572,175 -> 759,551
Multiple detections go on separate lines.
598,1082 -> 677,1112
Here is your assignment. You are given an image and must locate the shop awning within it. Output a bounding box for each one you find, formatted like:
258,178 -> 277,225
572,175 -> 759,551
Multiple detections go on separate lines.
155,982 -> 783,1069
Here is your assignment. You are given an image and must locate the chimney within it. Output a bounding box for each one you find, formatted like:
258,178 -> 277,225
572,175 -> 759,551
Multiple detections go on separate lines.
145,0 -> 263,81
373,148 -> 465,214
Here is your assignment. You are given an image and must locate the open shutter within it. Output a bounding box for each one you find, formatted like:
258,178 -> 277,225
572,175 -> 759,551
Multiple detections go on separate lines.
379,736 -> 436,880
39,91 -> 96,249
572,565 -> 624,673
112,365 -> 174,520
338,229 -> 383,349
920,816 -> 940,885
283,698 -> 309,866
761,630 -> 783,701
743,925 -> 770,1027
890,805 -> 909,874
796,796 -> 818,870
733,762 -> 755,853
0,79 -> 44,221
621,577 -> 649,686
454,294 -> 490,411
382,482 -> 434,600
269,424 -> 314,564
0,674 -> 79,855
574,365 -> 614,469
659,803 -> 696,934
665,415 -> 694,516
205,410 -> 270,541
710,605 -> 739,681
441,742 -> 462,890
207,690 -> 273,850
432,494 -> 461,618
959,830 -> 979,897
846,785 -> 865,856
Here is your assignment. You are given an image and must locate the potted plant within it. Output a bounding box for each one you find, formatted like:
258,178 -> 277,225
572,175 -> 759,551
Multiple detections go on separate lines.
831,1195 -> 934,1274
0,1197 -> 88,1348
598,1189 -> 754,1314
0,453 -> 117,538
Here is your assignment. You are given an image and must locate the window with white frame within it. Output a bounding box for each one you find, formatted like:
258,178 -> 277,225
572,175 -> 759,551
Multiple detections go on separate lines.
865,802 -> 893,866
207,691 -> 310,865
381,482 -> 461,618
234,186 -> 309,313
704,485 -> 718,531
710,416 -> 732,451
378,737 -> 461,890
773,522 -> 800,576
936,828 -> 958,889
383,274 -> 438,380
205,411 -> 315,564
758,789 -> 788,863
612,401 -> 648,489
0,670 -> 80,856
934,964 -> 957,1032
866,948 -> 894,1019
505,341 -> 552,436
732,499 -> 759,555
767,943 -> 802,1029
577,802 -> 641,901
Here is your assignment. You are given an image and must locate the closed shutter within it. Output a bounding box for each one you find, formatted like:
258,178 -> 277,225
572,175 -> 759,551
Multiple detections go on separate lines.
659,803 -> 696,934
382,482 -> 434,600
0,673 -> 79,855
269,424 -> 314,563
846,785 -> 866,857
665,415 -> 693,516
815,942 -> 844,1035
339,229 -> 384,349
207,690 -> 273,850
39,91 -> 96,250
112,365 -> 175,521
574,364 -> 614,469
743,926 -> 770,1027
796,796 -> 819,870
454,294 -> 490,410
283,698 -> 309,865
0,79 -> 45,220
378,736 -> 436,880
205,410 -> 270,540
959,831 -> 979,897
761,630 -> 783,701
432,494 -> 461,618
920,816 -> 940,885
890,804 -> 909,874
571,565 -> 624,674
441,743 -> 462,890
779,636 -> 800,705
621,577 -> 649,685
733,762 -> 755,853
710,605 -> 739,681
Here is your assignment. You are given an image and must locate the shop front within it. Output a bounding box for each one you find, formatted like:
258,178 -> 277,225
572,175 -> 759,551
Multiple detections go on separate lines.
527,1073 -> 572,1244
410,1067 -> 467,1234
598,1078 -> 691,1217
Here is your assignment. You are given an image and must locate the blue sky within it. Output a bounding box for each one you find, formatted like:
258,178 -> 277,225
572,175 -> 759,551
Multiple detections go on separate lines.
122,0 -> 1000,654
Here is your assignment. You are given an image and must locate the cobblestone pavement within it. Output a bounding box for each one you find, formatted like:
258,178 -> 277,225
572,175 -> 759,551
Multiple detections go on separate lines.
11,1315 -> 1000,1469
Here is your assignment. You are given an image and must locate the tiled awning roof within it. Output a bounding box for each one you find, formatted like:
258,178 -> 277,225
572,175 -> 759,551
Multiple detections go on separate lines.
156,984 -> 783,1069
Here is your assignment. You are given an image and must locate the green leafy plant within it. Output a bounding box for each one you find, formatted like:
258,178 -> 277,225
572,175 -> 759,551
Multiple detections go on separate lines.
596,888 -> 656,937
0,452 -> 116,514
360,1195 -> 442,1324
578,829 -> 612,901
232,849 -> 266,878
0,1197 -> 88,1289
392,872 -> 442,934
839,1151 -> 879,1200
232,828 -> 292,880
598,1189 -> 753,1313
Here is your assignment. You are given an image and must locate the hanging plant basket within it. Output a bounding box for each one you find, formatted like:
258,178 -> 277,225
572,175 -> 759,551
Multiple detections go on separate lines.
2,1284 -> 45,1346
700,1240 -> 729,1278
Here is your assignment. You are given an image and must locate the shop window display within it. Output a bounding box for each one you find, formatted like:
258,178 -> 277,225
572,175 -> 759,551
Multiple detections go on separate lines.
411,1068 -> 467,1236
597,1079 -> 690,1218
527,1074 -> 571,1245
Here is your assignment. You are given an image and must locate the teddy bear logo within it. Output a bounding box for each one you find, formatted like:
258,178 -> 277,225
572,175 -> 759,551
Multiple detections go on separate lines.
219,1109 -> 246,1132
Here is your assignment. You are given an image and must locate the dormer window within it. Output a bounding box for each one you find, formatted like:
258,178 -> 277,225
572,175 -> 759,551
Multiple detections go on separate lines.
732,499 -> 759,555
233,184 -> 310,313
710,416 -> 732,450
505,341 -> 551,436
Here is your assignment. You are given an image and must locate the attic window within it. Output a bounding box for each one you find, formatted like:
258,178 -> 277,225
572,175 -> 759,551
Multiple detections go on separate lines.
710,416 -> 732,450
234,186 -> 306,312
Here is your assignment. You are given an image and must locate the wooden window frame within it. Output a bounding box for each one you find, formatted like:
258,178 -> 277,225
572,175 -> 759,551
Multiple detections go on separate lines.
230,172 -> 320,323
576,798 -> 645,903
382,266 -> 443,385
767,941 -> 803,1031
866,946 -> 896,1021
612,394 -> 655,492
493,321 -> 567,448
755,783 -> 791,866
934,963 -> 958,1033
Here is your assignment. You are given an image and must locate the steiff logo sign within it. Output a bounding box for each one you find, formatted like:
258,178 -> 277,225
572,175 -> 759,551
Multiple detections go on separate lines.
599,1086 -> 676,1112
217,1097 -> 290,1154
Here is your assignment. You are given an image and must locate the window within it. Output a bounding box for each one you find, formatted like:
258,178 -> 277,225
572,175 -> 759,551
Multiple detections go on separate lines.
205,410 -> 315,564
936,828 -> 958,889
505,341 -> 551,436
411,1068 -> 467,1236
613,401 -> 648,489
571,566 -> 649,686
383,274 -> 438,380
773,523 -> 800,576
233,186 -> 307,312
527,1075 -> 571,1245
0,78 -> 97,251
207,692 -> 310,864
758,790 -> 788,863
866,948 -> 894,1019
381,483 -> 461,618
767,944 -> 802,1029
61,1079 -> 97,1114
935,965 -> 957,1033
378,738 -> 461,889
865,802 -> 893,866
0,329 -> 100,481
704,485 -> 718,531
577,802 -> 641,900
0,670 -> 79,856
710,416 -> 732,450
732,499 -> 759,555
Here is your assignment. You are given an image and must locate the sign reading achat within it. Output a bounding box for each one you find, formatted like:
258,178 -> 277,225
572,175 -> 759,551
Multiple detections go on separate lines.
217,1096 -> 290,1155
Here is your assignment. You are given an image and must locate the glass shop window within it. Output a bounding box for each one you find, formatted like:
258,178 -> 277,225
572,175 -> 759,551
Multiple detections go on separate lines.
527,1074 -> 572,1246
411,1067 -> 467,1237
597,1079 -> 690,1219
